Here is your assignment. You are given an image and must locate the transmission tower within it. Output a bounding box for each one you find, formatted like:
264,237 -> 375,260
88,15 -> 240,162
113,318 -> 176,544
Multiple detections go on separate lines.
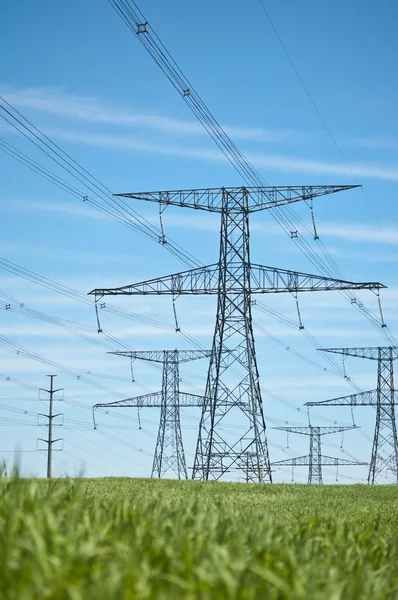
273,425 -> 366,483
89,185 -> 384,483
93,349 -> 210,479
306,347 -> 398,484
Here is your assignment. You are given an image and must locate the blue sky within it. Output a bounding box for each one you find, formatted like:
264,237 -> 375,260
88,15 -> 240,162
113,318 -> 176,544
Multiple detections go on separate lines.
0,0 -> 397,483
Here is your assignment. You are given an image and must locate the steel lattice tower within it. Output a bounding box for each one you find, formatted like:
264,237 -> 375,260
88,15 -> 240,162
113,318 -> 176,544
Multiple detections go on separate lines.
89,185 -> 384,483
273,425 -> 366,483
306,347 -> 398,484
93,349 -> 210,479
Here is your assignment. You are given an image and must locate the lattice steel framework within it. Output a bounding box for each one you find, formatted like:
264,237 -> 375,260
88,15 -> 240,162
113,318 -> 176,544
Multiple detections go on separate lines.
273,425 -> 366,483
89,185 -> 384,483
306,347 -> 398,484
93,349 -> 210,479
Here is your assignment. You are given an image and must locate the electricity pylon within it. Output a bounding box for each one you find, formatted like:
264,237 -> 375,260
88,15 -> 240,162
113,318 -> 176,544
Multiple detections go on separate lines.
92,349 -> 210,479
306,347 -> 398,484
272,425 -> 366,483
89,185 -> 384,483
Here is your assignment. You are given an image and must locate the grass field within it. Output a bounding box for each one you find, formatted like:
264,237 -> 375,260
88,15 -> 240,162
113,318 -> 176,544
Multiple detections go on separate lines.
1,473 -> 397,599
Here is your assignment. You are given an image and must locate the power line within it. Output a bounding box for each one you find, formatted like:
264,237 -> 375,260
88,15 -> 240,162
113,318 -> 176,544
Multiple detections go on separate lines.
255,0 -> 398,262
0,97 -> 201,269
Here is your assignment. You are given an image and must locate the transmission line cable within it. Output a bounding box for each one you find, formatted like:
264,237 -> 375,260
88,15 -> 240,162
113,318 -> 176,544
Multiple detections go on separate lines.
256,0 -> 398,262
0,97 -> 201,270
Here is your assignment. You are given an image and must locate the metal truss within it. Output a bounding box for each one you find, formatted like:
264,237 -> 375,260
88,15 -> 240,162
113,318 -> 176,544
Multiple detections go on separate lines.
116,185 -> 359,214
93,349 -> 209,479
89,185 -> 384,483
319,347 -> 398,361
108,349 -> 211,364
93,391 -> 204,411
306,347 -> 398,484
275,455 -> 366,467
273,425 -> 365,483
92,263 -> 383,297
306,390 -> 380,407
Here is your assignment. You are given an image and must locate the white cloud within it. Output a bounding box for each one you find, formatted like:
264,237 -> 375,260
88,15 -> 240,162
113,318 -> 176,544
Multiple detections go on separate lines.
344,135 -> 398,152
0,86 -> 302,144
2,86 -> 398,184
249,153 -> 398,182
1,199 -> 106,220
42,126 -> 398,182
321,222 -> 398,245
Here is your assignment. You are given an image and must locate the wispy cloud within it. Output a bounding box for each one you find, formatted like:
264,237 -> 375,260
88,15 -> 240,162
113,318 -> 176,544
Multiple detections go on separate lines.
4,86 -> 397,154
321,222 -> 398,245
0,86 -> 303,144
0,198 -> 105,220
344,135 -> 398,152
37,126 -> 398,182
248,153 -> 398,182
11,200 -> 398,251
2,86 -> 398,182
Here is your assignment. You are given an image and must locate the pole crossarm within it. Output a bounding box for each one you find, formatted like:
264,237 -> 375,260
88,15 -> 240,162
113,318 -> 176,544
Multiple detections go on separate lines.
273,455 -> 367,467
115,185 -> 360,214
108,349 -> 211,363
305,389 -> 398,407
89,263 -> 384,297
273,425 -> 358,436
320,347 -> 398,360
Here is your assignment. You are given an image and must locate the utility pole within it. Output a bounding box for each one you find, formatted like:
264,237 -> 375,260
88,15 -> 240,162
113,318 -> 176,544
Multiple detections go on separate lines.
89,185 -> 384,483
273,425 -> 366,483
306,347 -> 398,484
93,350 -> 210,479
37,375 -> 63,478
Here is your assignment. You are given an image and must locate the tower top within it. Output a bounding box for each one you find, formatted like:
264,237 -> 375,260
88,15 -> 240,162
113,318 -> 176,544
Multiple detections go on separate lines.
115,185 -> 359,214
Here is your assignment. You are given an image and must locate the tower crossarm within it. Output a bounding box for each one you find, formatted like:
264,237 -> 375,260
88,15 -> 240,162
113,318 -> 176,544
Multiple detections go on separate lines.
273,455 -> 311,466
304,389 -> 390,407
89,264 -> 385,297
320,347 -> 398,360
93,392 -> 164,410
250,264 -> 384,293
273,425 -> 358,436
274,455 -> 367,466
319,455 -> 368,466
178,392 -> 205,407
108,350 -> 212,363
93,391 -> 206,410
115,185 -> 360,214
89,265 -> 218,296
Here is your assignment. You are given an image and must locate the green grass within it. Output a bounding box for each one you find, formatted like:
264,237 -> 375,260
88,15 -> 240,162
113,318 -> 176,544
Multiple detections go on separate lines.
1,474 -> 398,599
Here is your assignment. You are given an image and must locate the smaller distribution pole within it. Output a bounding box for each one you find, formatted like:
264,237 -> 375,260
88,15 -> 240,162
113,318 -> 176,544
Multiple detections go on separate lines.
38,375 -> 63,478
